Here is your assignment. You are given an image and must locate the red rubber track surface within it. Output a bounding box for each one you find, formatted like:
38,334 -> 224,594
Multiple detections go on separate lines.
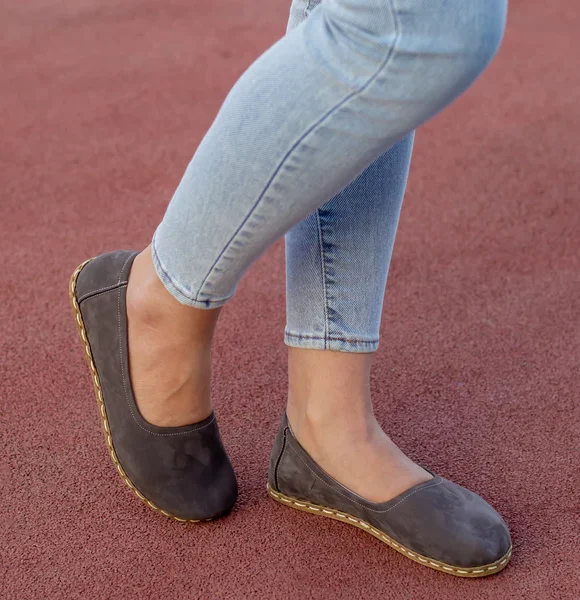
1,1 -> 578,598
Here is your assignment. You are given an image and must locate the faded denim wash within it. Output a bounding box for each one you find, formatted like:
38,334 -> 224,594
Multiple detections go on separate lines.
152,0 -> 507,352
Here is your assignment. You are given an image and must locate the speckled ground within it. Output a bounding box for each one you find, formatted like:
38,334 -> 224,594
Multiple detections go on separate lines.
2,1 -> 579,598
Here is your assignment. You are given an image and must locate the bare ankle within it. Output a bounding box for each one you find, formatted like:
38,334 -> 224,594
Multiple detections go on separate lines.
288,403 -> 379,456
124,247 -> 219,426
287,347 -> 377,441
127,246 -> 221,348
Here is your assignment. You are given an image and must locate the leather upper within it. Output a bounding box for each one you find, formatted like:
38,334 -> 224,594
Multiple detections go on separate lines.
269,413 -> 511,568
76,251 -> 238,520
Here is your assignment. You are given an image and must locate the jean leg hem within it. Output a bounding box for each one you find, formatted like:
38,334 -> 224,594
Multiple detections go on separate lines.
151,233 -> 232,309
284,330 -> 378,353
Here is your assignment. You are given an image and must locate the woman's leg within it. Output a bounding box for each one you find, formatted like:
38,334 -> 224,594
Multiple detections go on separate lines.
128,0 -> 506,430
284,1 -> 425,503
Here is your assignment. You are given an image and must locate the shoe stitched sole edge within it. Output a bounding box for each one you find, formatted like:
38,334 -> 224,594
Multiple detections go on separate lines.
69,259 -> 209,524
267,484 -> 511,578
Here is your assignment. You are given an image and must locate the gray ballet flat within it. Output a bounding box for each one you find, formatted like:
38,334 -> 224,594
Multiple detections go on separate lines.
69,250 -> 238,522
268,413 -> 511,577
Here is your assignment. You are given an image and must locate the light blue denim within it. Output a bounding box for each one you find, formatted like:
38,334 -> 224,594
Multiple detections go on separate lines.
152,0 -> 507,352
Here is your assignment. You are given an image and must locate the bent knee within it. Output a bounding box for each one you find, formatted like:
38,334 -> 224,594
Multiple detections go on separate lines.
440,0 -> 507,81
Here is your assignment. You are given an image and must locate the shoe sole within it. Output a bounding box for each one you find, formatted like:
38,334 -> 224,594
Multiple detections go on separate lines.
267,484 -> 511,578
69,259 -> 207,523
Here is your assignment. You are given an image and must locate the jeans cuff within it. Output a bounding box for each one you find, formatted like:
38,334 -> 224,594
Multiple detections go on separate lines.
284,330 -> 379,353
151,233 -> 233,309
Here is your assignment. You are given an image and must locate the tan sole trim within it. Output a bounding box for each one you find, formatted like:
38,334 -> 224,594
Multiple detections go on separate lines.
69,259 -> 206,524
267,484 -> 511,578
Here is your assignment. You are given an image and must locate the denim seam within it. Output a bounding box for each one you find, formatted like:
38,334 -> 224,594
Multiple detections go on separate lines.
315,209 -> 330,349
152,232 -> 233,306
193,0 -> 401,303
304,0 -> 316,18
285,331 -> 379,345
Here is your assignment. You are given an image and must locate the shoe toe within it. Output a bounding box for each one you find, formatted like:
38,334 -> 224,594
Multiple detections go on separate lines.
148,460 -> 239,521
114,430 -> 239,522
441,498 -> 511,567
381,477 -> 511,568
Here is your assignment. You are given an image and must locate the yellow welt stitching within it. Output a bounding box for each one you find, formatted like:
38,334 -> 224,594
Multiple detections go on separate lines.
69,260 -> 208,525
266,486 -> 511,578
